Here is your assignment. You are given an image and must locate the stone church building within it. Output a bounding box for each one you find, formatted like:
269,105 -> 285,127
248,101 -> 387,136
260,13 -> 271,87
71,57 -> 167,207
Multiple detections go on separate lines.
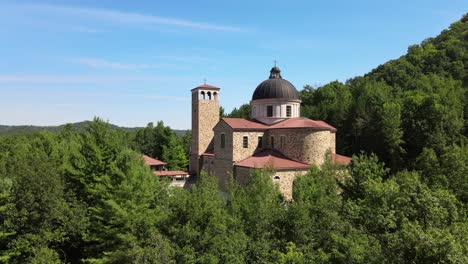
189,66 -> 351,199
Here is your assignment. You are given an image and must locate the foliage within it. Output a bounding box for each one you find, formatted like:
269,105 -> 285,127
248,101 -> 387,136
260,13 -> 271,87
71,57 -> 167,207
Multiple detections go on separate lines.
162,134 -> 189,170
1,13 -> 467,264
226,104 -> 251,119
299,14 -> 467,172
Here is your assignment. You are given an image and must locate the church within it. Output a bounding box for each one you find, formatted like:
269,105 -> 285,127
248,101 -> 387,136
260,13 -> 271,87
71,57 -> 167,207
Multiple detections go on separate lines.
189,66 -> 351,199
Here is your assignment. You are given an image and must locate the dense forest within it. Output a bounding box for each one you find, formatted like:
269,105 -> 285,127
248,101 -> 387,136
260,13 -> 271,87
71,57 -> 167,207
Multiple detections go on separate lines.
1,15 -> 467,263
0,122 -> 188,137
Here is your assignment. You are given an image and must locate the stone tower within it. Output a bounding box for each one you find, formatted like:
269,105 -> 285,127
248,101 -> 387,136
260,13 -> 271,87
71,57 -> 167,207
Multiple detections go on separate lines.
189,84 -> 220,175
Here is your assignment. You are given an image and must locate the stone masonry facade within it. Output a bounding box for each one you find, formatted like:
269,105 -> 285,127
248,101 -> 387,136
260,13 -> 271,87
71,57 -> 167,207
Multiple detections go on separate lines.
266,128 -> 335,166
235,166 -> 309,200
189,88 -> 219,175
190,71 -> 349,199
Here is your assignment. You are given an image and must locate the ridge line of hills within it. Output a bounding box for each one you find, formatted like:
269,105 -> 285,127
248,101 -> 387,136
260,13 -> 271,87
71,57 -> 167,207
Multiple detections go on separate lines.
0,121 -> 189,136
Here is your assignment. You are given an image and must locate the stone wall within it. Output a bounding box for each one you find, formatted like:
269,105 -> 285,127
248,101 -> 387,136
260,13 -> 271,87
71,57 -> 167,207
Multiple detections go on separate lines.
234,166 -> 251,185
234,166 -> 308,200
212,123 -> 265,190
274,170 -> 308,200
329,132 -> 336,154
212,158 -> 234,190
232,131 -> 265,162
190,90 -> 219,174
213,121 -> 233,161
266,128 -> 333,166
201,155 -> 215,175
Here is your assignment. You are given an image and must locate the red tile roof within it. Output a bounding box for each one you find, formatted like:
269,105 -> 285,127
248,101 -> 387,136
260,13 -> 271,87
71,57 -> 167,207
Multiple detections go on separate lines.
234,150 -> 311,170
331,153 -> 352,166
154,170 -> 189,177
222,118 -> 268,130
143,155 -> 166,166
221,117 -> 336,132
269,117 -> 336,132
191,84 -> 220,91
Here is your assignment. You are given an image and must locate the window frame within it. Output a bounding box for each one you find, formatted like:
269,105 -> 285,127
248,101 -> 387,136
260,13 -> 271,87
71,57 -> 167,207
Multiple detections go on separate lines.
257,136 -> 263,148
220,133 -> 225,148
267,105 -> 273,117
243,136 -> 248,148
286,105 -> 292,117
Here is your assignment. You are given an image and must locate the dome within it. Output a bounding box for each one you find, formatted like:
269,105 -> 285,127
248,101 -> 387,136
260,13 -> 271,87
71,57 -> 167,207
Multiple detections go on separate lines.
252,67 -> 300,101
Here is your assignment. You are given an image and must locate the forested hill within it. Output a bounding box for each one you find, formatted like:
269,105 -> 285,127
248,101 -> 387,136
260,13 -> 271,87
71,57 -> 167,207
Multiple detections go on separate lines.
0,121 -> 188,136
300,13 -> 467,172
0,15 -> 467,264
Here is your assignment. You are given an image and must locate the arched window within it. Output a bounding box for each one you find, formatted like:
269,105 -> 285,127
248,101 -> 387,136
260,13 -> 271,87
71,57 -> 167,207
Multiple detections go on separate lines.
200,91 -> 206,100
213,92 -> 218,100
273,176 -> 280,183
207,91 -> 212,100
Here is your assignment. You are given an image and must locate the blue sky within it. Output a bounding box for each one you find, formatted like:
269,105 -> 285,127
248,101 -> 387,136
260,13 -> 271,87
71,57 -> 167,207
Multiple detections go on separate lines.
0,0 -> 466,129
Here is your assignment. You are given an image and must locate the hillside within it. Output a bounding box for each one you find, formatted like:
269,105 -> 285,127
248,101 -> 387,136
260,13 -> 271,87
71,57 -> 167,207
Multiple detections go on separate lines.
1,14 -> 467,264
300,13 -> 467,172
0,121 -> 189,136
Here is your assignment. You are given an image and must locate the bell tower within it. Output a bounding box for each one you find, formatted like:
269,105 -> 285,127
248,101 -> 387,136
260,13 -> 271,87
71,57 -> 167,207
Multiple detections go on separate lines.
189,84 -> 220,175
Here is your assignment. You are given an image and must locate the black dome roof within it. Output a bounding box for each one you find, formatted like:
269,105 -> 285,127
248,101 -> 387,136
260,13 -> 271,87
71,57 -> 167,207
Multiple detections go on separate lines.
252,67 -> 299,101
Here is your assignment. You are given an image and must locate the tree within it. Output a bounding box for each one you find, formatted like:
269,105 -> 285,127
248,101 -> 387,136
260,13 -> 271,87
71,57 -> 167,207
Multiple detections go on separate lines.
227,169 -> 286,262
64,118 -> 171,262
133,121 -> 174,159
164,173 -> 248,263
227,104 -> 251,118
288,163 -> 383,263
162,134 -> 188,171
0,133 -> 87,263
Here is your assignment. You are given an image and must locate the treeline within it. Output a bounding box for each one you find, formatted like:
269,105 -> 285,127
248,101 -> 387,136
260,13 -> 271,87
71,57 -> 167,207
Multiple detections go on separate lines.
226,15 -> 468,200
0,119 -> 466,263
0,122 -> 189,137
0,13 -> 467,264
300,15 -> 467,173
227,15 -> 467,179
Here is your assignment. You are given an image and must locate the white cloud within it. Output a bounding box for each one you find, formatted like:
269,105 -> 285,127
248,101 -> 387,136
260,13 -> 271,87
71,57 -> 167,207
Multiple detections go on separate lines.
1,91 -> 189,101
13,3 -> 245,32
0,74 -> 163,83
76,58 -> 152,70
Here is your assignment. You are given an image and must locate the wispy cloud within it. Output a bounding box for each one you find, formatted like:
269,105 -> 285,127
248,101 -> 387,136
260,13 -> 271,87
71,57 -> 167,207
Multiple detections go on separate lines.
12,3 -> 245,32
76,58 -> 152,70
0,74 -> 168,83
2,91 -> 189,101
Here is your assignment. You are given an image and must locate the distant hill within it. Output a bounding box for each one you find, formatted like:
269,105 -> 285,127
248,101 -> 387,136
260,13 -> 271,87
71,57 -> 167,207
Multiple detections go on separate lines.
0,121 -> 189,136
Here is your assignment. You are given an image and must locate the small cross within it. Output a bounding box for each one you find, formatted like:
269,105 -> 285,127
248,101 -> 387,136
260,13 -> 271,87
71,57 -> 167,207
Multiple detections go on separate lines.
274,59 -> 277,67
203,78 -> 207,84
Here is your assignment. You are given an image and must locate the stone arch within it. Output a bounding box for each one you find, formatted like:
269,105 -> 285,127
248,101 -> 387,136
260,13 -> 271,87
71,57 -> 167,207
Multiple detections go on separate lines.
207,91 -> 212,100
